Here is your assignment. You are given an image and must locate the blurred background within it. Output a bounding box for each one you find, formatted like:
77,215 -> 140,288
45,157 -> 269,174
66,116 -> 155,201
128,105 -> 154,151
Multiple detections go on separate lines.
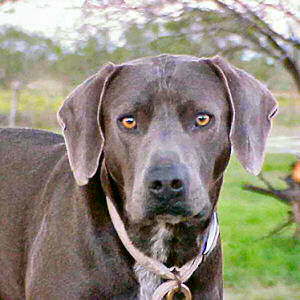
0,0 -> 299,299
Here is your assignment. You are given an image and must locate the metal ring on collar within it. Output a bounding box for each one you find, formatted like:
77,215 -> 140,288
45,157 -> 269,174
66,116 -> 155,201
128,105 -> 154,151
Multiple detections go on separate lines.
166,283 -> 192,300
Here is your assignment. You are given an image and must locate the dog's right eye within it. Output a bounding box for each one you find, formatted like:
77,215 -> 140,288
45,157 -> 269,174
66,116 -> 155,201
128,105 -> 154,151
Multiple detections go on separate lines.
195,113 -> 212,127
119,116 -> 137,130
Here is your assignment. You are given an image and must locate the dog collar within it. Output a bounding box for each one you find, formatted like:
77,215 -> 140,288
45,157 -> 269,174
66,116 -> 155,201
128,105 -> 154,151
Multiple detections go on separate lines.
106,196 -> 219,300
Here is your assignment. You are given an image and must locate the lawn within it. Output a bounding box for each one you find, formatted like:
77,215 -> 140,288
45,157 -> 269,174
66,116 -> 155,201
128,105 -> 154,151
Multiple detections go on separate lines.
0,88 -> 62,129
220,153 -> 300,299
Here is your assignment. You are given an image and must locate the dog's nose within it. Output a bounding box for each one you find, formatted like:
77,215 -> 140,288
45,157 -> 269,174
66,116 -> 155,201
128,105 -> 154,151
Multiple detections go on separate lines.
146,163 -> 188,200
149,177 -> 184,197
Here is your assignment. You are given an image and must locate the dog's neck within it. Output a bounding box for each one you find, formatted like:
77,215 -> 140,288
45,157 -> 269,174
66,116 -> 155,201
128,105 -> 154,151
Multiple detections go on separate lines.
134,222 -> 172,300
130,217 -> 209,299
103,173 -> 224,300
129,180 -> 223,300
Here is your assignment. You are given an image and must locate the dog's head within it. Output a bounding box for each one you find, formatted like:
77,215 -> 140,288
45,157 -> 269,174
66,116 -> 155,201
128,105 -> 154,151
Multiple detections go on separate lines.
58,55 -> 277,227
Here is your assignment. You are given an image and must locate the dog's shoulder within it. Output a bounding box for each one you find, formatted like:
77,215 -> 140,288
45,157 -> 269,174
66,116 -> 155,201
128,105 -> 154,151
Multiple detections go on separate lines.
0,128 -> 68,201
0,127 -> 64,148
0,128 -> 66,166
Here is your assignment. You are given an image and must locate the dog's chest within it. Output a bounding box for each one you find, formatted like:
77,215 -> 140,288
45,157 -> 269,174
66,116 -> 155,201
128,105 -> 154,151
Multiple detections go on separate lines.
134,224 -> 172,300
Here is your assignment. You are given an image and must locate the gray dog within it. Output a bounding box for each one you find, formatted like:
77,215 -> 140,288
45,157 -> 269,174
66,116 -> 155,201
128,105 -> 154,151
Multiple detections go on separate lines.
0,55 -> 277,299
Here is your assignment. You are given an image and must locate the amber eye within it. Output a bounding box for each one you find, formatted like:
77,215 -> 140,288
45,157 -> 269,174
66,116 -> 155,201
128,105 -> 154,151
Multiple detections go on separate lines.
120,116 -> 137,129
195,113 -> 211,127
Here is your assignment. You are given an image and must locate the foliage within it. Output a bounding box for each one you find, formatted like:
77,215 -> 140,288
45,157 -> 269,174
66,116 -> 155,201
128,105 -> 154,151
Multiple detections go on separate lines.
209,0 -> 300,93
75,0 -> 300,93
0,26 -> 60,84
0,13 -> 297,93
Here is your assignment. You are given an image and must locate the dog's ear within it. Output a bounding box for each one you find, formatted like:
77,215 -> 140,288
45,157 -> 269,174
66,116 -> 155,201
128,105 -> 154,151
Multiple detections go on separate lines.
208,56 -> 278,175
57,63 -> 117,185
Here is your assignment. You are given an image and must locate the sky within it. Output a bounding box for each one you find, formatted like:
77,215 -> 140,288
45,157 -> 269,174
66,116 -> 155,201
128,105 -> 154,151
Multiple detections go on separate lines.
0,0 -> 152,47
0,0 -> 86,46
0,0 -> 298,48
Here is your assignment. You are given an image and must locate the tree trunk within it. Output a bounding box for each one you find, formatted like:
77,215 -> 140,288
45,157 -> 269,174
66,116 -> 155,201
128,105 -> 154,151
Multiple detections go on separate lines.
291,201 -> 300,239
9,80 -> 20,127
282,57 -> 300,94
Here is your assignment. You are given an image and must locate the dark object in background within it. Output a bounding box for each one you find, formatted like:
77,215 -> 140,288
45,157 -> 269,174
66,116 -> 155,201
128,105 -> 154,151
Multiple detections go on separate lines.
244,159 -> 300,240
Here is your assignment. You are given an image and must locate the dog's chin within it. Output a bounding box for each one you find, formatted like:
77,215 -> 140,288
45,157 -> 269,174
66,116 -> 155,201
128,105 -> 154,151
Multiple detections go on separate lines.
126,210 -> 211,265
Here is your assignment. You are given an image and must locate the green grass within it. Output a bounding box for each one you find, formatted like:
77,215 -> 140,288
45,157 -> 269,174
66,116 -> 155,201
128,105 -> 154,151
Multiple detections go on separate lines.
0,89 -> 62,112
273,95 -> 300,128
220,153 -> 300,297
0,88 -> 62,129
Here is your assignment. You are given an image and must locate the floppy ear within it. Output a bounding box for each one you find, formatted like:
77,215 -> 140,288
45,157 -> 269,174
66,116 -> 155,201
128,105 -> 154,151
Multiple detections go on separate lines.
208,56 -> 278,175
57,63 -> 116,185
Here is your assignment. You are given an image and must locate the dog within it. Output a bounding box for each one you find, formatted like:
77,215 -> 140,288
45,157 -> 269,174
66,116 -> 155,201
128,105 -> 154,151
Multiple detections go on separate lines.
0,54 -> 277,299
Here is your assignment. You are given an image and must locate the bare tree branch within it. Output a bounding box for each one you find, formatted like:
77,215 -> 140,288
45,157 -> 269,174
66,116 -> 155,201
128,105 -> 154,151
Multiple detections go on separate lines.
212,0 -> 300,93
259,217 -> 294,240
243,184 -> 291,204
262,2 -> 300,25
234,0 -> 300,48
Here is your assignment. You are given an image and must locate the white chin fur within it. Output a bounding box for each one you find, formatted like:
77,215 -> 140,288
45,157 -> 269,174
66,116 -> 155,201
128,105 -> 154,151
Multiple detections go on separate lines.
155,214 -> 190,225
134,222 -> 172,300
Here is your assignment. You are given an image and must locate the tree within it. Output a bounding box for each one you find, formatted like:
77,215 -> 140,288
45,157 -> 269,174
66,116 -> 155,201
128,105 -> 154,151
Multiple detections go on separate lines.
1,0 -> 299,92
0,26 -> 61,86
211,0 -> 300,93
83,0 -> 300,93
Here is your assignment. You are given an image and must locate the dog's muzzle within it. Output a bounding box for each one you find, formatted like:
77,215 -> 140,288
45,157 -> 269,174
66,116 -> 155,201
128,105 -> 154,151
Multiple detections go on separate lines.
145,163 -> 191,217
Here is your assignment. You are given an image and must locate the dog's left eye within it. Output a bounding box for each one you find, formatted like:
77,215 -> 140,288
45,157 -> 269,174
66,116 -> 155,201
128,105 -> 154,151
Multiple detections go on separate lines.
120,116 -> 137,130
195,113 -> 212,127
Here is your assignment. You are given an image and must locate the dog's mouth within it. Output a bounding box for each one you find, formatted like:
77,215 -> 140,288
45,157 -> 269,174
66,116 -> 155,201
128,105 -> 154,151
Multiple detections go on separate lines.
140,197 -> 209,224
155,214 -> 190,225
139,207 -> 209,227
128,184 -> 211,226
147,202 -> 193,217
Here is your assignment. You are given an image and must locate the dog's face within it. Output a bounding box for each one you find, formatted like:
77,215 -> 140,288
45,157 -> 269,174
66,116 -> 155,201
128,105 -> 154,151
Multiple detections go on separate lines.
102,57 -> 231,224
58,55 -> 277,227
